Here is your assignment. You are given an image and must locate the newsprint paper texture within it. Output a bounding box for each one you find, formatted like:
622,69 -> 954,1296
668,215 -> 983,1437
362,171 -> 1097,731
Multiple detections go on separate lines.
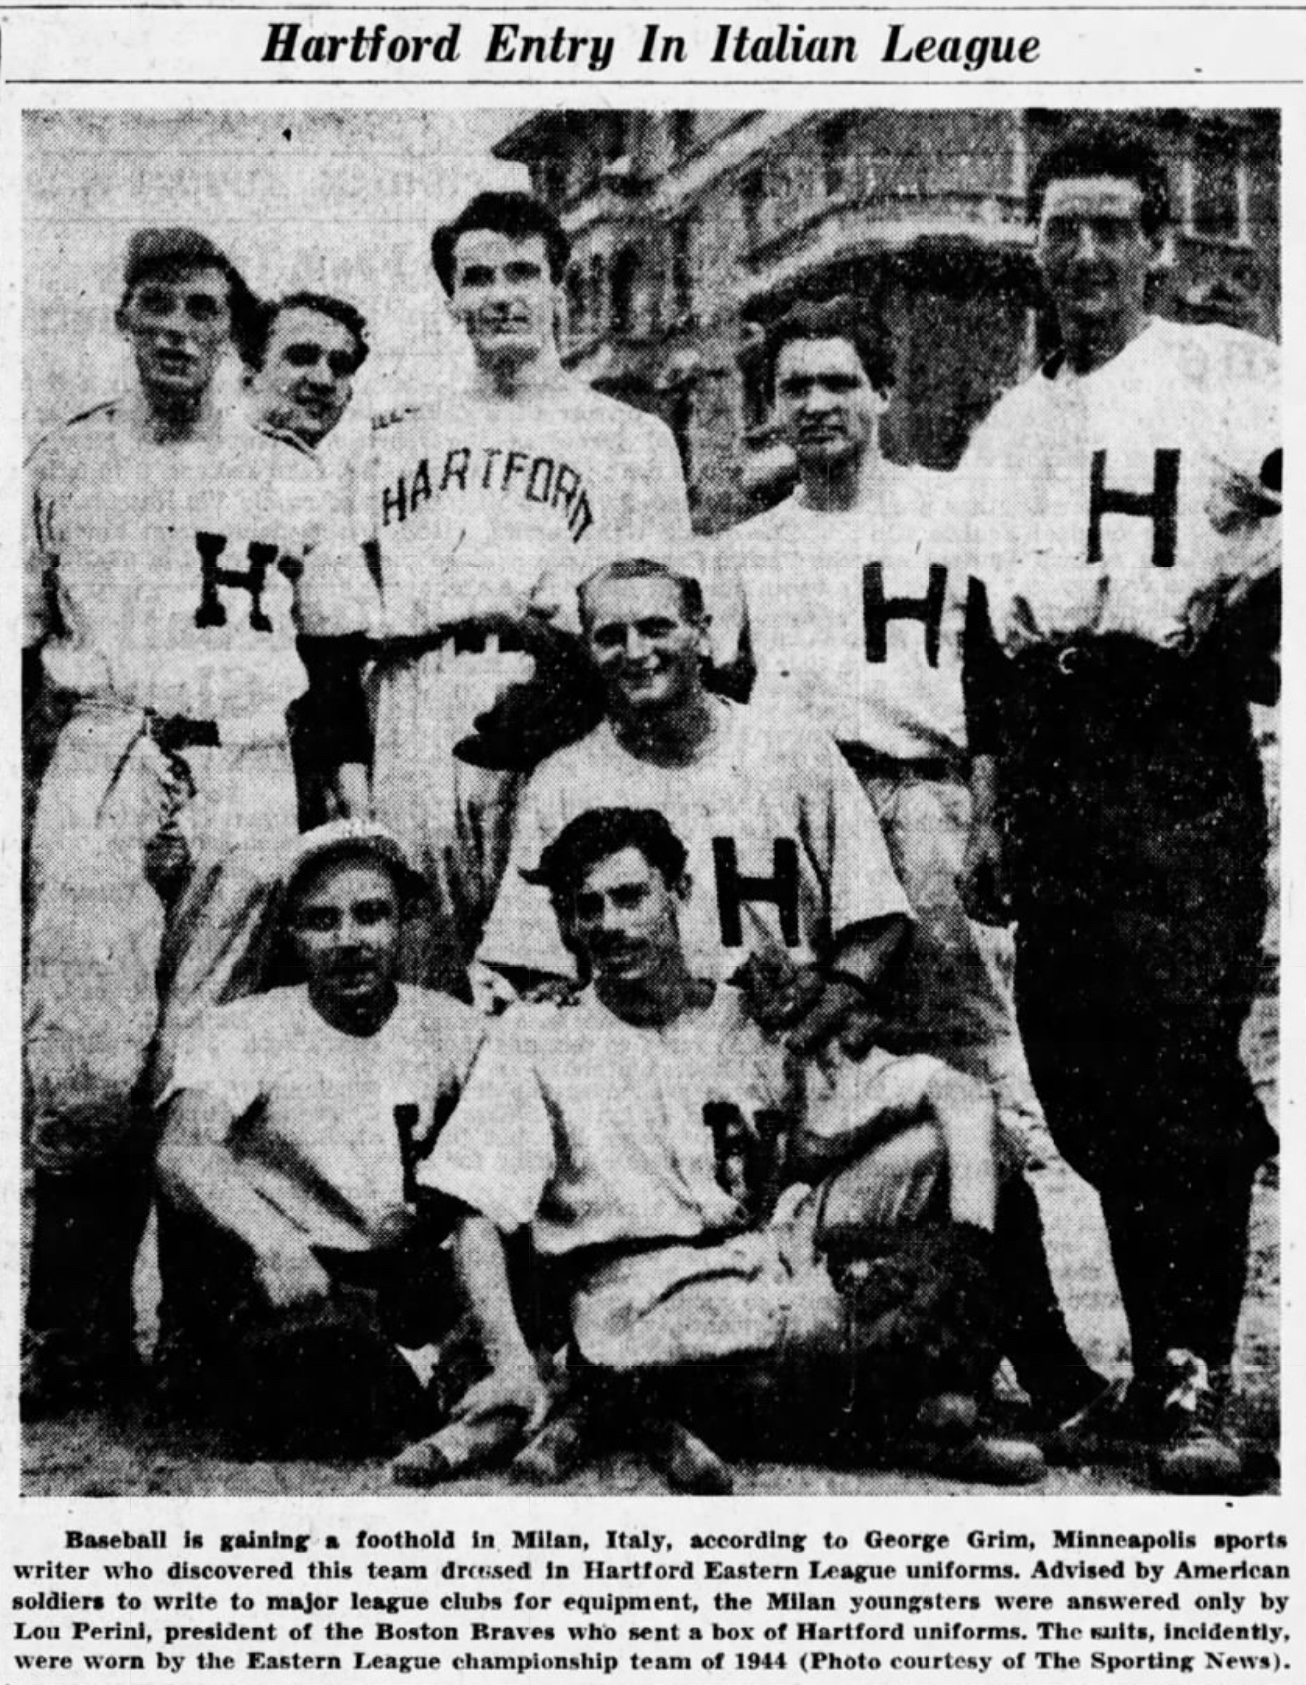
2,1 -> 1303,1680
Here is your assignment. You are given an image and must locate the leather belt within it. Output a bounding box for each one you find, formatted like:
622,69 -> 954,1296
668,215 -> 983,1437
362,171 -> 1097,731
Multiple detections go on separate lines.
147,712 -> 222,754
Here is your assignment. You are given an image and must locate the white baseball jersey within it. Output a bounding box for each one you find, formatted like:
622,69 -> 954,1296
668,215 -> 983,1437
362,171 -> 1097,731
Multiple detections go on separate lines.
24,396 -> 375,742
164,984 -> 484,1255
712,466 -> 968,762
366,379 -> 692,639
478,698 -> 910,983
420,984 -> 789,1256
955,317 -> 1280,654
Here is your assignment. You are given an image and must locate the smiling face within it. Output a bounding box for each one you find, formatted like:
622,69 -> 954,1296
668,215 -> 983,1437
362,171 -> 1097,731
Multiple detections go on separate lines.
583,571 -> 708,720
118,262 -> 233,401
561,845 -> 689,989
1036,175 -> 1161,342
291,857 -> 401,1025
249,305 -> 359,447
448,227 -> 559,369
774,334 -> 884,475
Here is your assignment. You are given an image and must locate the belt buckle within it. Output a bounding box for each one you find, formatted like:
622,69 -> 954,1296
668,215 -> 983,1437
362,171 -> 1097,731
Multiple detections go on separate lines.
1055,644 -> 1082,676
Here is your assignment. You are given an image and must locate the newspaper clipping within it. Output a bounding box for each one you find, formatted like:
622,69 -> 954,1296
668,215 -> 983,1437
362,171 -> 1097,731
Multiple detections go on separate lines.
3,2 -> 1299,1681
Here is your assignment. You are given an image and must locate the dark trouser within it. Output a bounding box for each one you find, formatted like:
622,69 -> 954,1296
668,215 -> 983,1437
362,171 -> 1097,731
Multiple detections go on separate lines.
25,1158 -> 153,1384
154,1206 -> 454,1459
1001,639 -> 1275,1382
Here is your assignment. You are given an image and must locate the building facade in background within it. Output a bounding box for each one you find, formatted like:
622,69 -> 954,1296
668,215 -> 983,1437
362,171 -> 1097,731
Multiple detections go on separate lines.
495,109 -> 1280,531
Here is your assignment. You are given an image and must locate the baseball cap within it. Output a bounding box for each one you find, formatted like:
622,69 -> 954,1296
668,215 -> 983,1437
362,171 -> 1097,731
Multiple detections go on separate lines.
283,819 -> 425,907
122,226 -> 244,292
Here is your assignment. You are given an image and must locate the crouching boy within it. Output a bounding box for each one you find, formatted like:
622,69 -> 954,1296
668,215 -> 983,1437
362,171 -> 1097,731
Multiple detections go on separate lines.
155,820 -> 484,1456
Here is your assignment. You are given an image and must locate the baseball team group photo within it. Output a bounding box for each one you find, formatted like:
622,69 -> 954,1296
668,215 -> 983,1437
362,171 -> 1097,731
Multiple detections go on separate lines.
19,107 -> 1281,1497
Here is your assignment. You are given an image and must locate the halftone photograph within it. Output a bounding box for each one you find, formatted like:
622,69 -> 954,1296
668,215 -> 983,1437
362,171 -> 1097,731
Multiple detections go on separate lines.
21,106 -> 1280,1498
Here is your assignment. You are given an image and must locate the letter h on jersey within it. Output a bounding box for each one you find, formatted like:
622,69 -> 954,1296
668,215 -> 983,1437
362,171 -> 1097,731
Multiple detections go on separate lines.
862,563 -> 948,666
712,838 -> 801,946
193,531 -> 288,632
1086,449 -> 1180,569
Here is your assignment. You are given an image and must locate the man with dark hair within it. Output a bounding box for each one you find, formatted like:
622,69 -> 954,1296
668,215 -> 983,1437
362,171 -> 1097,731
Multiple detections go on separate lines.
244,290 -> 369,450
22,227 -> 377,1417
363,189 -> 692,993
243,290 -> 375,827
958,118 -> 1279,1491
404,805 -> 1045,1487
710,294 -> 1046,1157
477,558 -> 909,1057
430,189 -> 572,296
1026,118 -> 1173,239
765,295 -> 896,402
155,819 -> 483,1457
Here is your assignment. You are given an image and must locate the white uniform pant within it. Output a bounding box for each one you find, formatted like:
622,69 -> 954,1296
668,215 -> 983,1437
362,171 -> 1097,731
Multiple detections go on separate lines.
25,708 -> 298,1172
571,1115 -> 946,1374
371,647 -> 527,992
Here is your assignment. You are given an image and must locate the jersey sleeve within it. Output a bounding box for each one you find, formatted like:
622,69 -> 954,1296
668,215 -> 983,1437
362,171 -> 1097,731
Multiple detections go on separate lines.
291,454 -> 382,639
162,1001 -> 265,1123
806,727 -> 913,938
430,997 -> 488,1103
1205,330 -> 1280,592
417,1021 -> 557,1231
637,413 -> 694,551
944,398 -> 1016,589
476,763 -> 579,981
700,531 -> 749,675
23,441 -> 58,650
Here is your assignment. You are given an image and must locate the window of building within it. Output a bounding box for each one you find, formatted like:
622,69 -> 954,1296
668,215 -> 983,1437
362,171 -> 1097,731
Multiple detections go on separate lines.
820,116 -> 852,198
537,158 -> 567,212
600,112 -> 627,165
587,253 -> 607,330
565,265 -> 586,338
670,217 -> 694,320
670,112 -> 697,162
611,244 -> 643,337
740,351 -> 770,433
739,166 -> 769,247
1188,142 -> 1245,241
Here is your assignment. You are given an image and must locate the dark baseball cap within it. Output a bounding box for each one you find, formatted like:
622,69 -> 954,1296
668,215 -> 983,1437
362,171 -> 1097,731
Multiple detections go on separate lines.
122,226 -> 245,292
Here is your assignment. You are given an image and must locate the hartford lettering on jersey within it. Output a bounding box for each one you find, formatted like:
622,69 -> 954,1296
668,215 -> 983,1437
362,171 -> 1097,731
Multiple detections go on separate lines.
379,444 -> 594,545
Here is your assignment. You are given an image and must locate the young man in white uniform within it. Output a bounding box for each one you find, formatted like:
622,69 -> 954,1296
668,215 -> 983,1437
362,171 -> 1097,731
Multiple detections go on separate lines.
478,560 -> 909,1058
957,121 -> 1279,1490
416,807 -> 1044,1486
156,820 -> 484,1455
242,291 -> 375,828
22,228 -> 376,1415
711,297 -> 1038,1130
364,191 -> 692,990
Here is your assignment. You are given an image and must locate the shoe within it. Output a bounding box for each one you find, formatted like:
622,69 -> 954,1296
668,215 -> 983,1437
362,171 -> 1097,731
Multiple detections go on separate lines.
1042,1376 -> 1135,1466
902,1393 -> 1046,1486
21,1330 -> 139,1421
643,1413 -> 735,1495
1149,1352 -> 1246,1495
21,1332 -> 95,1420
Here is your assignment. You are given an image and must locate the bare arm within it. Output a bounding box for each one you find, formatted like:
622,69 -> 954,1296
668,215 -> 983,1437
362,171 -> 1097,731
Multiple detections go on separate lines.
444,1213 -> 550,1438
157,1090 -> 331,1310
